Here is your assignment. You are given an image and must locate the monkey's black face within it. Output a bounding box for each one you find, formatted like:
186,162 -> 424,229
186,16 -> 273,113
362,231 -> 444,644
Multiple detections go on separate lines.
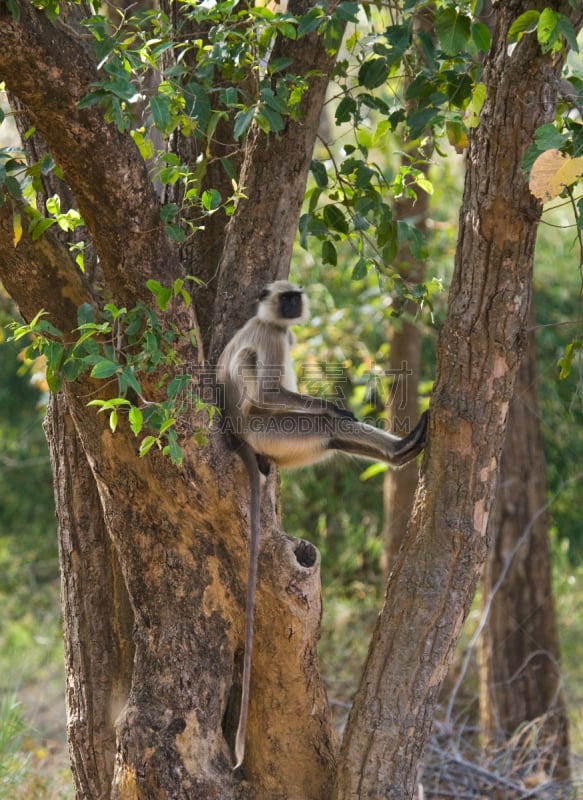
278,291 -> 303,319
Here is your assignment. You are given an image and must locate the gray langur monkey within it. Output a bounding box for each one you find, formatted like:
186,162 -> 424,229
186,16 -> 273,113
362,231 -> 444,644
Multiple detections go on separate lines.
216,280 -> 428,769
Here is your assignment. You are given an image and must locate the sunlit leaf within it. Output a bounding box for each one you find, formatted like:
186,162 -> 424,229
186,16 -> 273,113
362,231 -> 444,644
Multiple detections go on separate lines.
529,149 -> 583,201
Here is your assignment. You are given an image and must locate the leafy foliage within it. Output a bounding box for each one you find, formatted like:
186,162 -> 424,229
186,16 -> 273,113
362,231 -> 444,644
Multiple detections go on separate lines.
7,280 -> 212,466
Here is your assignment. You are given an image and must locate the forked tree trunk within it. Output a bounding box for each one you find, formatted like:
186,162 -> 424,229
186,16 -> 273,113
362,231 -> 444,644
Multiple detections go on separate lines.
0,1 -> 339,796
479,315 -> 570,777
334,4 -> 583,797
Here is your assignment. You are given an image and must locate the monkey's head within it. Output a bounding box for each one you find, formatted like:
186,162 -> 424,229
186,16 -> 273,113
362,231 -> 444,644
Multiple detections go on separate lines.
257,281 -> 310,327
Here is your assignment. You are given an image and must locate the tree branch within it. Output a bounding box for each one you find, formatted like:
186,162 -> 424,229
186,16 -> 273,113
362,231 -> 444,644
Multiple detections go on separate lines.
0,200 -> 91,331
209,0 -> 344,358
0,0 -> 180,307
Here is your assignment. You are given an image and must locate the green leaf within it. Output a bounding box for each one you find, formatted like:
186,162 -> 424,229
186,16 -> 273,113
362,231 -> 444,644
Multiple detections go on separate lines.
61,357 -> 88,383
233,108 -> 255,141
163,430 -> 184,466
139,435 -> 158,457
537,8 -> 558,48
45,341 -> 65,393
201,188 -> 221,211
151,93 -> 173,133
322,204 -> 349,235
351,257 -> 368,280
160,203 -> 179,223
118,368 -> 142,396
297,7 -> 325,37
465,82 -> 487,129
321,239 -> 337,266
310,160 -> 328,188
360,461 -> 387,480
334,1 -> 359,22
165,224 -> 186,243
558,339 -> 581,379
29,216 -> 55,241
335,95 -> 357,124
183,81 -> 212,130
358,58 -> 389,90
268,57 -> 294,73
273,22 -> 296,41
434,8 -> 471,56
160,417 -> 176,434
77,303 -> 95,327
6,175 -> 22,200
129,406 -> 143,436
5,0 -> 20,21
556,13 -> 579,52
534,123 -> 569,151
508,10 -> 539,44
471,22 -> 491,54
260,87 -> 289,115
167,374 -> 191,399
258,107 -> 284,133
146,279 -> 172,311
90,360 -> 120,379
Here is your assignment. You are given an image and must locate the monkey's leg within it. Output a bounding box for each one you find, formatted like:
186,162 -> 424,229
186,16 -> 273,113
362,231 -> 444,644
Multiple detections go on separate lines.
253,386 -> 356,419
327,410 -> 428,466
244,411 -> 427,469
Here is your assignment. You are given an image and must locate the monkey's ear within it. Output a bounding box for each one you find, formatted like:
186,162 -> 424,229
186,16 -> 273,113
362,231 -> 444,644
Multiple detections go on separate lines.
259,288 -> 270,301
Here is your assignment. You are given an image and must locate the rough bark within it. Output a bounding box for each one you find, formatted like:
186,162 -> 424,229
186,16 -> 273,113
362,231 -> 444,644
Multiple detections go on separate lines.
44,393 -> 135,797
0,0 -> 340,796
334,3 -> 583,798
0,1 -> 180,308
479,314 -> 570,777
383,4 -> 432,570
209,0 -> 344,358
382,176 -> 428,570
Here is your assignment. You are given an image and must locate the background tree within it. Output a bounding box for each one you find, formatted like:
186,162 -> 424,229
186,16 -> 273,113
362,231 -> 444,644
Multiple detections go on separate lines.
478,312 -> 570,777
1,1 -> 582,799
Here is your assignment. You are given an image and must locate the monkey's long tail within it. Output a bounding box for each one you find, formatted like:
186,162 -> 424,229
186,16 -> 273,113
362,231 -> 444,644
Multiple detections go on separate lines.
233,442 -> 261,770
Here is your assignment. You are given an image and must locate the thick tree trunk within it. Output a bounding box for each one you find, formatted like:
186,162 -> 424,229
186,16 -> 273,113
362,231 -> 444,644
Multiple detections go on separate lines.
51,380 -> 335,799
44,393 -> 135,798
479,315 -> 570,777
334,4 -> 583,797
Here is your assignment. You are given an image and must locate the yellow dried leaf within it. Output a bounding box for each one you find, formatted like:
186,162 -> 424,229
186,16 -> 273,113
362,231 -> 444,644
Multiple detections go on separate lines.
529,148 -> 583,201
446,120 -> 468,154
12,209 -> 22,247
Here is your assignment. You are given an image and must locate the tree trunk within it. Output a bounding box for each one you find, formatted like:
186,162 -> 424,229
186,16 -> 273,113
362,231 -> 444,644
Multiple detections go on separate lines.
382,183 -> 427,569
382,7 -> 431,572
0,0 -> 340,795
479,312 -> 570,778
44,393 -> 135,798
334,4 -> 583,797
